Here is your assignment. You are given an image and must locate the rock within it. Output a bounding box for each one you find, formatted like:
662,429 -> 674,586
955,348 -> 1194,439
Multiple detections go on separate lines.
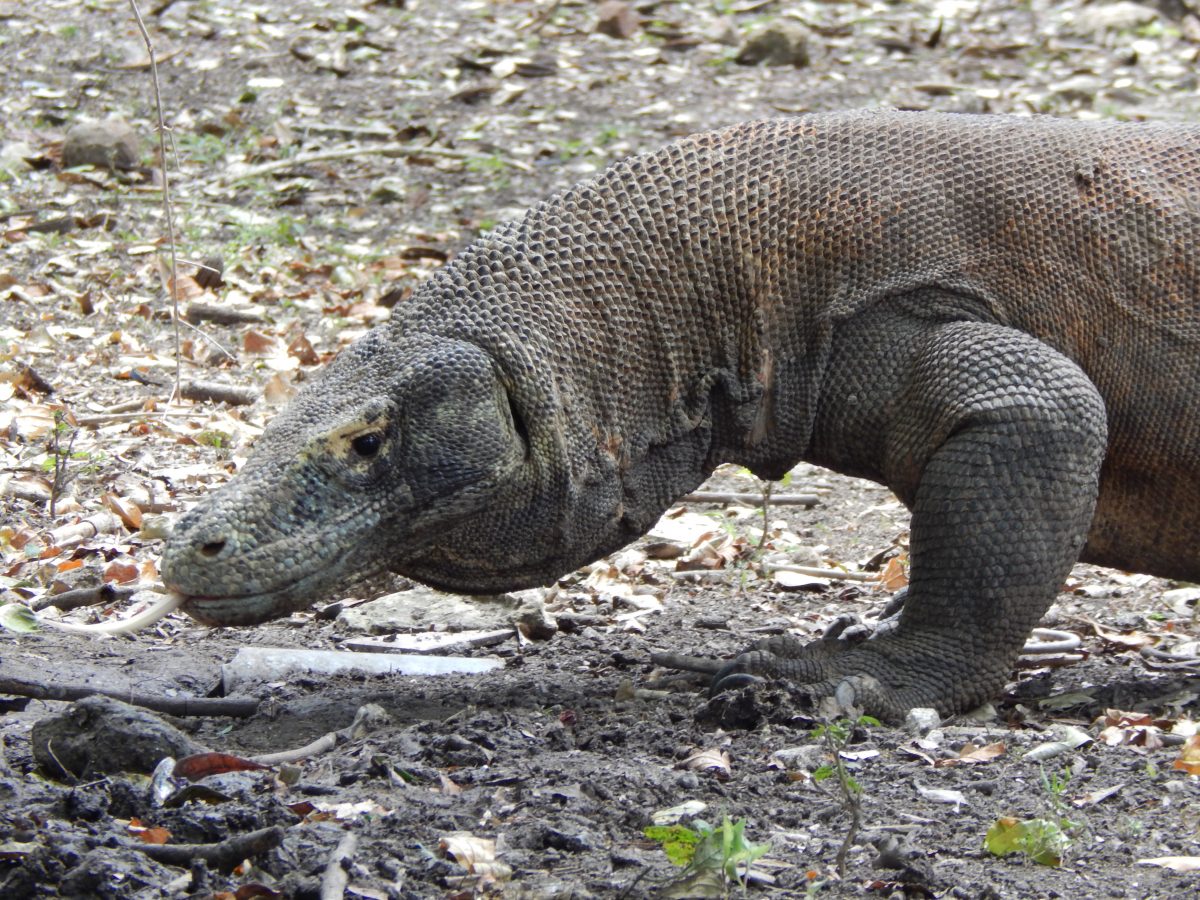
703,18 -> 740,47
513,590 -> 559,640
337,584 -> 557,636
194,254 -> 225,290
0,141 -> 34,176
1071,2 -> 1159,35
62,117 -> 140,170
903,707 -> 942,737
60,848 -> 179,898
596,1 -> 639,39
735,20 -> 811,67
221,647 -> 501,692
31,695 -> 203,780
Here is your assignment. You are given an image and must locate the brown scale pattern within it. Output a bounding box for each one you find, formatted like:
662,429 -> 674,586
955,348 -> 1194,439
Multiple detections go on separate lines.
162,110 -> 1200,718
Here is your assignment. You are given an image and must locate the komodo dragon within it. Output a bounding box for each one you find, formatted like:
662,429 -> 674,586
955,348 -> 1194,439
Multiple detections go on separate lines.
161,110 -> 1200,721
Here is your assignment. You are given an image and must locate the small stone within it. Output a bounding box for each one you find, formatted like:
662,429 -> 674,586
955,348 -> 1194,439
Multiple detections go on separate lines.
194,254 -> 225,290
903,707 -> 942,737
596,1 -> 639,39
31,695 -> 203,779
735,20 -> 811,67
1071,2 -> 1159,35
63,117 -> 140,170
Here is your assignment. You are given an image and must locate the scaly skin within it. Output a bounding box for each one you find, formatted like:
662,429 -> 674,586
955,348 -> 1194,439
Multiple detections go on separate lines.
161,110 -> 1200,720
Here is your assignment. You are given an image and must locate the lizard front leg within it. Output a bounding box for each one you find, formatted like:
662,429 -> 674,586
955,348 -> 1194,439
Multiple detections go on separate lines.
712,310 -> 1108,721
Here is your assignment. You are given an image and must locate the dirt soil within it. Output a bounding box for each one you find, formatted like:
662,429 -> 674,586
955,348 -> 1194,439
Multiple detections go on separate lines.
2,0 -> 1200,897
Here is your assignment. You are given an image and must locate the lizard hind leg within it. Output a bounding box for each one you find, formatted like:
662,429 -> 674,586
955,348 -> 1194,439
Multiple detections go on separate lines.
714,313 -> 1108,721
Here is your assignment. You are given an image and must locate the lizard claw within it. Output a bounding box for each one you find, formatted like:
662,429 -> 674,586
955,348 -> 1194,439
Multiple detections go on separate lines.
708,669 -> 762,696
822,614 -> 874,646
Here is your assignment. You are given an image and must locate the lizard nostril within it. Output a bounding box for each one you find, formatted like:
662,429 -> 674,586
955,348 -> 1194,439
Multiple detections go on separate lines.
199,540 -> 226,558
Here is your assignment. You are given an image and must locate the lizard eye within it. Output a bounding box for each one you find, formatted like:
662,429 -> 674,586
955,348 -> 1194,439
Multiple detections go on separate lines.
350,432 -> 383,458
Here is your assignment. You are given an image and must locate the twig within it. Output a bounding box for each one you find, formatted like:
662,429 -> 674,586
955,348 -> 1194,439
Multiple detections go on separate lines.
176,314 -> 237,361
184,301 -> 265,325
48,409 -> 77,517
75,409 -> 212,426
179,380 -> 258,406
809,719 -> 867,881
212,143 -> 530,186
47,512 -> 122,550
250,704 -> 389,766
320,831 -> 359,900
762,563 -> 878,583
129,0 -> 182,400
680,491 -> 821,507
32,582 -> 143,612
519,0 -> 563,32
132,825 -> 285,872
0,675 -> 260,718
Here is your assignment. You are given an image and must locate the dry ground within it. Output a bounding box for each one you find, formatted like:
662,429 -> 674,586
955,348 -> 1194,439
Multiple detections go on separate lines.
2,1 -> 1199,897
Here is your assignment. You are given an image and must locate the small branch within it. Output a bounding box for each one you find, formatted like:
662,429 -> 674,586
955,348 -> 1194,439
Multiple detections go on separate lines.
250,704 -> 389,766
129,0 -> 182,400
32,582 -> 143,612
680,491 -> 821,507
132,825 -> 285,872
48,409 -> 77,517
762,563 -> 878,583
47,512 -> 123,550
184,301 -> 265,325
179,380 -> 258,406
320,831 -> 359,900
518,0 -> 563,32
0,675 -> 259,718
75,409 -> 212,426
212,143 -> 530,186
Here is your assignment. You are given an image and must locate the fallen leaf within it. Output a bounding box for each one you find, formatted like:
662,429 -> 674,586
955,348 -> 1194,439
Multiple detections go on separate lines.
1136,856 -> 1200,872
439,831 -> 512,881
879,554 -> 908,591
0,603 -> 39,634
679,747 -> 732,779
1173,734 -> 1200,775
650,800 -> 707,825
103,560 -> 140,584
1073,784 -> 1123,807
105,492 -> 143,529
915,784 -> 968,809
127,820 -> 171,845
175,752 -> 271,782
935,742 -> 1005,767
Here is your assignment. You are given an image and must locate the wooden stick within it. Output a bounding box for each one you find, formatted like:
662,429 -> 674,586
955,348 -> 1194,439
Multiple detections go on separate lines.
47,512 -> 122,549
763,563 -> 878,583
32,582 -> 142,612
133,825 -> 284,872
250,704 -> 388,766
319,831 -> 359,900
679,491 -> 822,506
180,380 -> 258,406
128,0 -> 183,401
212,143 -> 531,185
184,301 -> 265,325
0,675 -> 259,718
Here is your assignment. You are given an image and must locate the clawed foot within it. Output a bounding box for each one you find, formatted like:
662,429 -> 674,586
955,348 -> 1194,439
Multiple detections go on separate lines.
658,598 -> 998,722
711,604 -> 898,698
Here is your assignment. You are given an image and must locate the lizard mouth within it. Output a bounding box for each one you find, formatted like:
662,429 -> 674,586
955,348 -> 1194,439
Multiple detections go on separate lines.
172,569 -> 333,626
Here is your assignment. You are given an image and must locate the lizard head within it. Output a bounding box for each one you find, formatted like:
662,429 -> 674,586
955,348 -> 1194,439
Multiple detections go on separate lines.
160,330 -> 539,625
